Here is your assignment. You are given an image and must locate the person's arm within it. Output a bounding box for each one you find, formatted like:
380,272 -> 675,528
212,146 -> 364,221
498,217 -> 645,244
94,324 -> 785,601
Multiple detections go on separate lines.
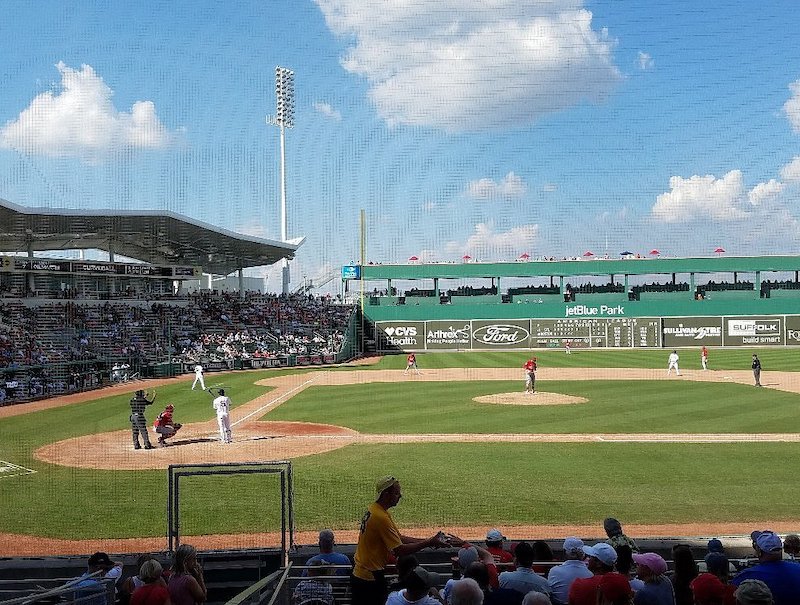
187,574 -> 207,603
392,533 -> 447,557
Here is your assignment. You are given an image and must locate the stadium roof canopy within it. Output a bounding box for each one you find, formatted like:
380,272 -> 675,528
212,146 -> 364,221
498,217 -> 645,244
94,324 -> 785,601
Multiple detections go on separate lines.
0,198 -> 303,275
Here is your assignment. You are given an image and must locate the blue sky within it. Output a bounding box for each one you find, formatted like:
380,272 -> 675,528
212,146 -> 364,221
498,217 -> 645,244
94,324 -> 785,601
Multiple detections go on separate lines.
1,1 -> 800,289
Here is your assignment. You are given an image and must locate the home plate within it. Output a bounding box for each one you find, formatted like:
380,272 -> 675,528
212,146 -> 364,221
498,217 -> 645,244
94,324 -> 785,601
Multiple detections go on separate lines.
473,392 -> 589,406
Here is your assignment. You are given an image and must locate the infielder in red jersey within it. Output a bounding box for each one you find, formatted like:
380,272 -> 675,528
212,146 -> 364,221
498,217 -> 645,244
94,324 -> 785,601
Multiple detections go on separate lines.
404,352 -> 421,376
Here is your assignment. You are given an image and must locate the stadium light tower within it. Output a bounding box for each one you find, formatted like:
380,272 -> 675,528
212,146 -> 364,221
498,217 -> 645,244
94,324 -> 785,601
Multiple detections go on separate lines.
267,66 -> 295,294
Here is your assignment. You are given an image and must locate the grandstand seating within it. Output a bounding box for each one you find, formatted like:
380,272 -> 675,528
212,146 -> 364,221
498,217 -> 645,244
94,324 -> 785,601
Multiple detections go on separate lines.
0,294 -> 354,405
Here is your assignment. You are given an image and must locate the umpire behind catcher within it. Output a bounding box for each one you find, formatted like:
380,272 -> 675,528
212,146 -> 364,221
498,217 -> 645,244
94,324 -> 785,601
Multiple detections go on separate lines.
130,389 -> 156,450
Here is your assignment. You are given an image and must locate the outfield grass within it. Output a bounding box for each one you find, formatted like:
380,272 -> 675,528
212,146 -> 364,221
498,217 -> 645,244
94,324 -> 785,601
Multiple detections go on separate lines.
372,348 -> 800,371
264,380 -> 800,434
1,351 -> 799,540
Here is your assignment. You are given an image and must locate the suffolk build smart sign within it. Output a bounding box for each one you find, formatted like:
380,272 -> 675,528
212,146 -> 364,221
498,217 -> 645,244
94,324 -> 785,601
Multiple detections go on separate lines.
724,316 -> 783,346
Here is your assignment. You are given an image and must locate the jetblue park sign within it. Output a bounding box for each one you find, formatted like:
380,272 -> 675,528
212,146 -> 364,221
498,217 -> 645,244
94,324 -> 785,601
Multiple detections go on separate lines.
565,304 -> 626,317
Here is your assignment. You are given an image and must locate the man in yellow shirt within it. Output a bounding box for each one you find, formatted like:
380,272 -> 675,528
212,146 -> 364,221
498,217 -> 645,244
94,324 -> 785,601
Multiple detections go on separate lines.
351,476 -> 460,605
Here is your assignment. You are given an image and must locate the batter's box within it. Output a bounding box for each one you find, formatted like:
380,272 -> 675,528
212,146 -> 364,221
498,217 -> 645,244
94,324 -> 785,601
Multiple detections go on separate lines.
0,460 -> 37,479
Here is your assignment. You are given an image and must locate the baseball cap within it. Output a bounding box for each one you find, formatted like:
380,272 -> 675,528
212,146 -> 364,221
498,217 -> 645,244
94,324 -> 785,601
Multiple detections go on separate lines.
458,546 -> 479,569
704,552 -> 730,575
690,573 -> 726,601
375,475 -> 398,496
633,552 -> 668,575
734,579 -> 774,605
582,543 -> 618,567
752,531 -> 782,553
166,404 -> 174,411
410,566 -> 440,588
563,537 -> 585,556
88,552 -> 113,567
486,529 -> 506,542
707,538 -> 724,553
597,573 -> 633,600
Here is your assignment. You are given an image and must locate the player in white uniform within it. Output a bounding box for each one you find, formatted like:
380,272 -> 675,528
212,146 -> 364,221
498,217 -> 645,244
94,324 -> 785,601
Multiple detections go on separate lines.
210,388 -> 232,443
667,350 -> 681,376
191,364 -> 205,390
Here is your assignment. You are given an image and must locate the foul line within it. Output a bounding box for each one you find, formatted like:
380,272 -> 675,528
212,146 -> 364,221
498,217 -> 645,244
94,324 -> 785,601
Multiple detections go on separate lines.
232,374 -> 324,427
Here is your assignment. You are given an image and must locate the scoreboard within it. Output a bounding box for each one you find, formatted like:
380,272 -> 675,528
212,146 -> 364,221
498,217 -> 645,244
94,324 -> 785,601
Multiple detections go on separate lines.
530,317 -> 661,348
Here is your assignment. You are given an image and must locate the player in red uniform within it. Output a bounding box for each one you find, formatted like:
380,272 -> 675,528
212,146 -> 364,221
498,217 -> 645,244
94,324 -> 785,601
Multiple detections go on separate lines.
701,346 -> 709,371
523,358 -> 537,394
404,352 -> 421,376
153,404 -> 182,447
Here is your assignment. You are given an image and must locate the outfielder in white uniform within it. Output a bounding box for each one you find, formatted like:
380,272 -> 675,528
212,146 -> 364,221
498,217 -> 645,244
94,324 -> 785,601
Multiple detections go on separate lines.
667,350 -> 681,376
192,364 -> 205,390
211,388 -> 232,443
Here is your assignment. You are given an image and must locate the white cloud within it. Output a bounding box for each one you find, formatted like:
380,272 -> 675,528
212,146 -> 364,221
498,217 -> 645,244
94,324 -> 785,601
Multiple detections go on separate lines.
313,101 -> 342,121
748,179 -> 784,206
784,79 -> 800,133
780,156 -> 800,182
466,171 -> 527,199
651,170 -> 750,223
315,0 -> 621,132
637,51 -> 654,70
0,62 -> 175,161
447,221 -> 539,259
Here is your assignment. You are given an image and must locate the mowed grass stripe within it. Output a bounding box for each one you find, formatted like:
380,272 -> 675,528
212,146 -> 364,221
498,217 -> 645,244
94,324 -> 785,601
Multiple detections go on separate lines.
264,380 -> 800,433
374,349 -> 800,371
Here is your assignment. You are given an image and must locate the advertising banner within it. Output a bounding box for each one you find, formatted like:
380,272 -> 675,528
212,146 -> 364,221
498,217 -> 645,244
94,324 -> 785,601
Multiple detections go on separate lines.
376,321 -> 426,351
471,319 -> 531,349
662,317 -> 723,347
425,320 -> 472,349
785,316 -> 800,346
724,316 -> 783,346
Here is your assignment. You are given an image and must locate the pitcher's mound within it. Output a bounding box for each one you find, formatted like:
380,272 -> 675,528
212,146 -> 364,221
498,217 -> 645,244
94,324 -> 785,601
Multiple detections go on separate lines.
474,392 -> 589,406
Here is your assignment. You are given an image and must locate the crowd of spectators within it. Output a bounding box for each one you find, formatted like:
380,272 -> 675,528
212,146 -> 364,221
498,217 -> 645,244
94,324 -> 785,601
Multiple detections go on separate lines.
0,293 -> 354,405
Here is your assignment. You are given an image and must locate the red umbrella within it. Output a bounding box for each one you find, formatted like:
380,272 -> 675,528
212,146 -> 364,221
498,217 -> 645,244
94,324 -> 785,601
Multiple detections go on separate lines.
714,247 -> 725,255
408,255 -> 419,261
519,252 -> 531,259
583,251 -> 594,257
649,249 -> 660,256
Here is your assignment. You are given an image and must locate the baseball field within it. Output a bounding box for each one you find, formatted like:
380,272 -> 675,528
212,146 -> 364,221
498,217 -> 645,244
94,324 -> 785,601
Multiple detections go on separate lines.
1,348 -> 799,555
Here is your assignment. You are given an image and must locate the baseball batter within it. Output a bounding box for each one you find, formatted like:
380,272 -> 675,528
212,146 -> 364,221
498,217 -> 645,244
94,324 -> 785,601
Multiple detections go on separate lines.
209,388 -> 232,443
129,389 -> 156,450
523,358 -> 537,394
667,350 -> 681,376
191,364 -> 205,390
403,353 -> 421,376
701,346 -> 709,371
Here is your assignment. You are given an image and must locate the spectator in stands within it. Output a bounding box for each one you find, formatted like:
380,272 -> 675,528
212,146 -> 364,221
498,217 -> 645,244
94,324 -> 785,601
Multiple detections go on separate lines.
167,544 -> 207,605
521,592 -> 551,605
451,578 -> 486,605
632,553 -> 674,604
292,560 -> 335,605
568,543 -> 618,605
486,529 -> 514,565
733,580 -> 774,605
604,519 -> 638,553
498,542 -> 552,598
120,555 -> 163,605
689,572 -> 735,605
781,535 -> 800,561
351,476 -> 455,605
596,573 -> 634,605
442,545 -> 499,602
547,538 -> 592,605
668,545 -> 698,605
303,529 -> 352,576
614,546 -> 644,592
532,542 -> 555,577
131,559 -> 171,605
73,552 -> 123,605
386,566 -> 443,605
731,531 -> 800,605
